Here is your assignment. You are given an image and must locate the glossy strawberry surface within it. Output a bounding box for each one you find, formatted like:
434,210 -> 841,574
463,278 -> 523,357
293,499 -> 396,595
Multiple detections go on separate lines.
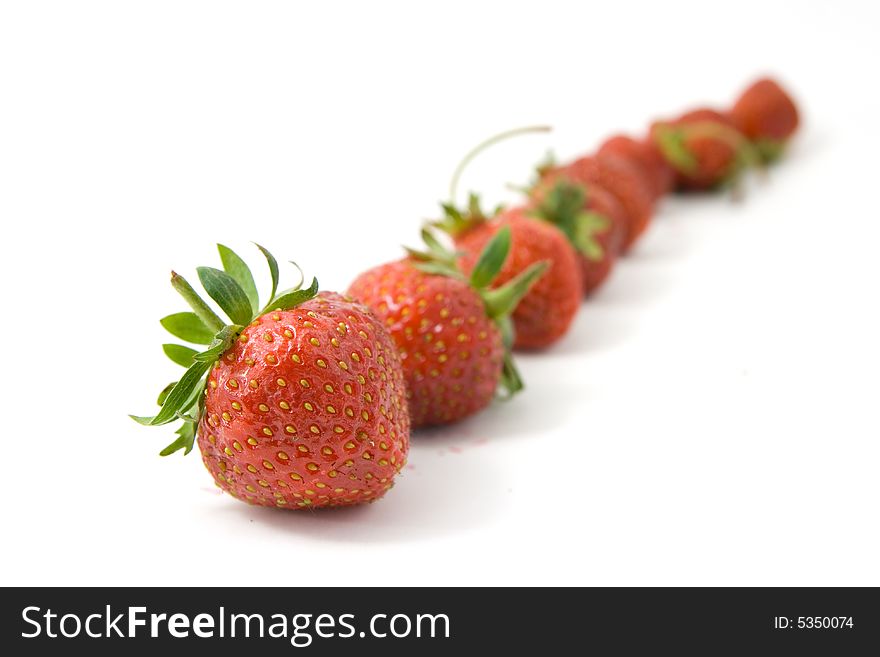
197,292 -> 410,509
348,260 -> 504,427
456,211 -> 581,349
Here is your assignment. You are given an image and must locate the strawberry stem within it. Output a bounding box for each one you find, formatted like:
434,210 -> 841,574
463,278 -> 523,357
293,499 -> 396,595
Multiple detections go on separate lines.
170,271 -> 226,334
449,125 -> 552,205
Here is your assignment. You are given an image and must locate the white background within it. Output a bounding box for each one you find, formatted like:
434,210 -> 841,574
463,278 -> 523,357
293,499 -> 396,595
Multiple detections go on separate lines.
1,1 -> 878,587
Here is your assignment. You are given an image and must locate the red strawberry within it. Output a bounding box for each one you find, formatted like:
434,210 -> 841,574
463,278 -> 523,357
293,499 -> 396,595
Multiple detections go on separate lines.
598,134 -> 676,200
421,127 -> 580,350
528,177 -> 627,294
650,107 -> 758,191
133,244 -> 410,509
437,202 -> 582,349
544,152 -> 655,252
678,107 -> 734,126
729,77 -> 800,161
349,227 -> 546,427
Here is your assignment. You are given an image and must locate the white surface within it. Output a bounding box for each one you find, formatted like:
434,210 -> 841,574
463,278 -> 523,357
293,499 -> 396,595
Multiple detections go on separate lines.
1,0 -> 879,587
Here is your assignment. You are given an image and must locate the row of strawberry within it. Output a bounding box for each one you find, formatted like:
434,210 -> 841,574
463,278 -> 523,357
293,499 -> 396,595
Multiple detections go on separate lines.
133,77 -> 799,510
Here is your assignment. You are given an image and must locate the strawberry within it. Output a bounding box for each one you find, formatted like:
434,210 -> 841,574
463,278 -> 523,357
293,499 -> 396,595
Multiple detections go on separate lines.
411,126 -> 580,351
598,134 -> 676,200
435,199 -> 582,349
348,227 -> 546,427
528,177 -> 627,294
133,244 -> 410,509
650,107 -> 759,191
677,108 -> 733,125
543,152 -> 655,252
729,77 -> 800,161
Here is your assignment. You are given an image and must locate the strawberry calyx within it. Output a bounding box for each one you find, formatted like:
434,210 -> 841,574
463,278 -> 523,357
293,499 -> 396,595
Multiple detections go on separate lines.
653,125 -> 699,175
533,150 -> 558,180
516,151 -> 560,196
130,243 -> 319,456
409,227 -> 547,396
753,138 -> 786,163
529,180 -> 609,263
653,120 -> 763,186
431,193 -> 500,239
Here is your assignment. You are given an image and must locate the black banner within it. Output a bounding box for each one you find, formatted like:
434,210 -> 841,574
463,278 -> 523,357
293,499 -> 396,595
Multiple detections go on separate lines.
2,587 -> 877,654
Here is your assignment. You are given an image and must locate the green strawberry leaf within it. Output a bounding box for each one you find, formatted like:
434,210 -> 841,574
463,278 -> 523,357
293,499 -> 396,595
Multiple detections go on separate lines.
572,211 -> 609,262
470,225 -> 511,289
176,408 -> 199,423
263,277 -> 319,313
532,181 -> 583,237
432,203 -> 466,237
286,261 -> 305,292
755,138 -> 785,163
421,228 -> 453,260
441,202 -> 463,223
218,244 -> 259,314
412,261 -> 464,280
160,421 -> 197,457
654,125 -> 699,174
162,343 -> 199,367
498,351 -> 524,398
482,260 -> 548,320
130,359 -> 212,426
193,325 -> 241,363
174,381 -> 206,422
496,315 -> 515,350
254,243 -> 280,303
531,181 -> 609,262
197,266 -> 254,326
466,193 -> 483,218
160,312 -> 214,345
404,246 -> 433,262
157,382 -> 176,406
175,386 -> 207,424
432,194 -> 494,238
407,228 -> 459,267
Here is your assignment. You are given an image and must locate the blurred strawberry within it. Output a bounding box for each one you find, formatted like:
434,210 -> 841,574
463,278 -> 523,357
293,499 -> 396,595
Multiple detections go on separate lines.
599,134 -> 675,200
528,177 -> 627,294
452,208 -> 582,349
349,227 -> 546,426
544,153 -> 655,251
729,77 -> 800,162
651,108 -> 759,191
